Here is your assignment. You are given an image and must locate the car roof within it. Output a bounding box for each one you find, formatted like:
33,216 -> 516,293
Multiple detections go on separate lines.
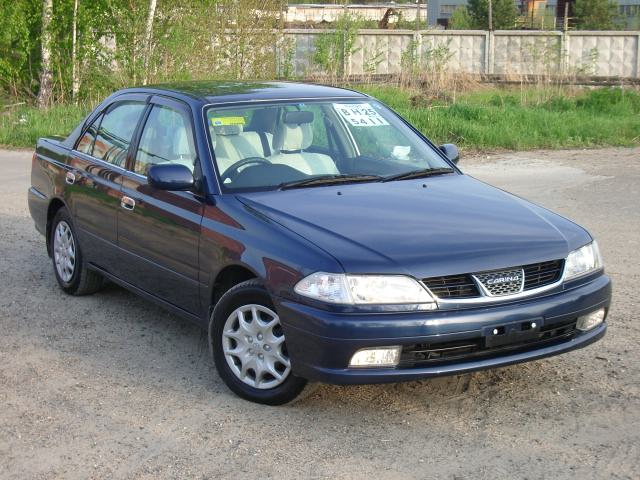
121,81 -> 367,105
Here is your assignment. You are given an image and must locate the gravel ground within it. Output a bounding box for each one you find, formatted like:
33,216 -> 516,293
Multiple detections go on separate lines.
1,147 -> 638,479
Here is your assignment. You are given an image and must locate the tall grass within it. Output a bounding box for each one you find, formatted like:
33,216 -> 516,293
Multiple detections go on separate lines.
1,86 -> 639,151
359,85 -> 640,151
0,103 -> 90,148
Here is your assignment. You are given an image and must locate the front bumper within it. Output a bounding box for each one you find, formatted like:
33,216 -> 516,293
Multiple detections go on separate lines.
275,274 -> 611,384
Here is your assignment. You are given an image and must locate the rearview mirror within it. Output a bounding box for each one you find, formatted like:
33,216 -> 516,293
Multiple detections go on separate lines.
439,144 -> 460,164
147,164 -> 195,191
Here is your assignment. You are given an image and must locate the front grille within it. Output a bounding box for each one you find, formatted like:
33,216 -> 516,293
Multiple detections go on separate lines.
422,274 -> 479,299
523,260 -> 564,290
422,259 -> 564,300
399,318 -> 577,368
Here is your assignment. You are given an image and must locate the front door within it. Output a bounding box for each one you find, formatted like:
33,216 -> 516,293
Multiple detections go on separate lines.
117,96 -> 204,314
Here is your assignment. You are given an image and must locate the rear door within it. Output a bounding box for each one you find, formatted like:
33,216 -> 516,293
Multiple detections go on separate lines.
69,95 -> 148,270
117,95 -> 204,314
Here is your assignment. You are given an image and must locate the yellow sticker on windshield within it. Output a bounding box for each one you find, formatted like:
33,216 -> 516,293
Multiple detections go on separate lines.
210,116 -> 245,126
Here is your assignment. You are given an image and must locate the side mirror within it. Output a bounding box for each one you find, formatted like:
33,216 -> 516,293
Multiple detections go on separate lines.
147,164 -> 194,191
439,144 -> 460,165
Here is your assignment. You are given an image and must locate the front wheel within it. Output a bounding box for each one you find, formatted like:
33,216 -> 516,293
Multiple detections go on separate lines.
209,279 -> 307,405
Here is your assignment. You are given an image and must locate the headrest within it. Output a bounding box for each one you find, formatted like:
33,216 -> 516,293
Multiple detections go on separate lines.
213,124 -> 243,136
273,123 -> 312,152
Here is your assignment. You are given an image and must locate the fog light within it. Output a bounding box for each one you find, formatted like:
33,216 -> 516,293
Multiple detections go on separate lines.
349,346 -> 401,368
576,308 -> 605,331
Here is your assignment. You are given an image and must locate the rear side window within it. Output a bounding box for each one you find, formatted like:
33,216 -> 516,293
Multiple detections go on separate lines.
134,104 -> 196,175
92,102 -> 146,167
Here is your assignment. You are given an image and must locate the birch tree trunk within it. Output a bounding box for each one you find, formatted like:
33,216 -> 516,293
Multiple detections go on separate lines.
71,0 -> 79,102
142,0 -> 158,85
37,0 -> 54,108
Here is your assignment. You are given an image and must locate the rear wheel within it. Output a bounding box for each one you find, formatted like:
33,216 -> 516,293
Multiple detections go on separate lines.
50,208 -> 104,295
209,279 -> 307,405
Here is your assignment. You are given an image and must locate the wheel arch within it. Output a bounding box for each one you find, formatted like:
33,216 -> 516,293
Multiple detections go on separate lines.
209,264 -> 259,315
45,197 -> 69,257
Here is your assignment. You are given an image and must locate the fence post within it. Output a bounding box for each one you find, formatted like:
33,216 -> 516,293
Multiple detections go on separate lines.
483,32 -> 489,74
559,8 -> 569,75
488,31 -> 495,75
636,33 -> 640,78
560,31 -> 565,74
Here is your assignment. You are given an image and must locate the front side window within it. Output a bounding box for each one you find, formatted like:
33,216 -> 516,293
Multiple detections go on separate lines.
92,102 -> 146,167
206,100 -> 451,192
134,105 -> 197,176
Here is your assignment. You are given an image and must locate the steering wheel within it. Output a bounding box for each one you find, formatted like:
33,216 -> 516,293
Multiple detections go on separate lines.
221,157 -> 271,183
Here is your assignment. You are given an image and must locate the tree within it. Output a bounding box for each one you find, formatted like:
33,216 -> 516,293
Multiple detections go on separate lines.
449,7 -> 473,29
142,0 -> 158,85
36,0 -> 53,107
467,0 -> 517,30
574,0 -> 619,30
71,0 -> 79,101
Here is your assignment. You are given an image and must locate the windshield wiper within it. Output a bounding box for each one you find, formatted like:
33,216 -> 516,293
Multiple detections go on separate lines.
279,174 -> 383,190
382,167 -> 455,182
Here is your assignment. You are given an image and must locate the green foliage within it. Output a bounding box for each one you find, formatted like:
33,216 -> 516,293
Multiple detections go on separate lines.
0,103 -> 89,147
354,85 -> 640,151
467,0 -> 518,29
576,87 -> 640,113
574,0 -> 620,30
0,0 -> 285,104
449,7 -> 473,29
278,37 -> 297,80
312,14 -> 362,79
4,86 -> 639,150
0,0 -> 41,97
422,39 -> 454,73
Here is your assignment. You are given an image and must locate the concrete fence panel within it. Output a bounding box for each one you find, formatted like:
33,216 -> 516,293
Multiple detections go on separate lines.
567,32 -> 640,78
349,31 -> 414,75
282,29 -> 640,79
285,30 -> 319,77
492,32 -> 562,75
420,31 -> 487,74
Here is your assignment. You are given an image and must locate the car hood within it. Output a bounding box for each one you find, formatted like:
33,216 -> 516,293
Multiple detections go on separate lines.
236,175 -> 591,278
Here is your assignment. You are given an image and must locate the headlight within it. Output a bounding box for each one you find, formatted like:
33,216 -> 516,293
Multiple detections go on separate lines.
564,241 -> 603,280
294,272 -> 436,308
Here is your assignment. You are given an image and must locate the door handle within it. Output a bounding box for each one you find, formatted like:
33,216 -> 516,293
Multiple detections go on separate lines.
65,171 -> 76,185
120,196 -> 136,211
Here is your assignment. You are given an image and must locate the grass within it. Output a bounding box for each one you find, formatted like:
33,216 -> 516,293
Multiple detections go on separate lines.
0,103 -> 90,148
1,86 -> 639,151
357,85 -> 640,151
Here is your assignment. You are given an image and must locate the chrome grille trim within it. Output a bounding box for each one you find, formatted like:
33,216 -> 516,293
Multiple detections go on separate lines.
421,260 -> 566,306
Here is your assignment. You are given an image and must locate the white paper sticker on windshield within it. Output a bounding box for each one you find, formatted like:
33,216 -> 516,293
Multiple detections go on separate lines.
333,103 -> 389,127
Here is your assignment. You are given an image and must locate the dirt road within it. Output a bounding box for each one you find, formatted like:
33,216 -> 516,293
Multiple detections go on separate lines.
1,147 -> 638,479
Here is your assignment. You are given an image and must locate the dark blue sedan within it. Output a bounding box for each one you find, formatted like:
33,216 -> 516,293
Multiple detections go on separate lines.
28,82 -> 611,404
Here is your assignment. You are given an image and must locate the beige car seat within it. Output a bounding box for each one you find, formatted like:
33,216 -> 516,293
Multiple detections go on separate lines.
210,124 -> 273,175
170,127 -> 197,171
268,115 -> 337,176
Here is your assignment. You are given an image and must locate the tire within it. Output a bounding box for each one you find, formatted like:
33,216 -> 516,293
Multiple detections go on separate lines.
50,207 -> 104,295
209,279 -> 307,405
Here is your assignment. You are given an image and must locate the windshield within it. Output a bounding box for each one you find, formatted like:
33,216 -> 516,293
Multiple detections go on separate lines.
206,100 -> 453,192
